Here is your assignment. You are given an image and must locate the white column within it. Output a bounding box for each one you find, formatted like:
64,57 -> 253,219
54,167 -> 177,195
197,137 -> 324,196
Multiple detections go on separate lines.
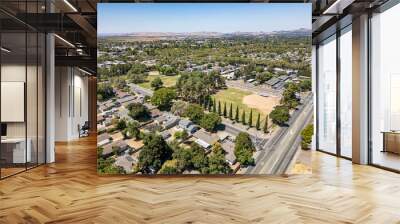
311,45 -> 317,150
46,33 -> 55,163
352,14 -> 369,164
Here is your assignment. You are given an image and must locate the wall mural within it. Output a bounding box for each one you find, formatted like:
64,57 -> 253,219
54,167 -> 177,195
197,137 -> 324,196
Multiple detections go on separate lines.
96,3 -> 313,175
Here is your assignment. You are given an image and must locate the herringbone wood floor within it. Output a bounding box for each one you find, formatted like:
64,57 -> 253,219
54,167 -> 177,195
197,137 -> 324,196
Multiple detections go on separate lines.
1,136 -> 400,224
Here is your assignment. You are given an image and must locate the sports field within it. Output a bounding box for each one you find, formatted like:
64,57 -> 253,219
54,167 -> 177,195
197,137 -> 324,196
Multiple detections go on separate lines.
212,87 -> 280,127
138,73 -> 180,89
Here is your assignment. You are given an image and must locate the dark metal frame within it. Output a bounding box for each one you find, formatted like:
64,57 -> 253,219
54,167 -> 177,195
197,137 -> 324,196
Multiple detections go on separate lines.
315,0 -> 400,172
367,0 -> 400,173
0,0 -> 48,180
314,22 -> 353,162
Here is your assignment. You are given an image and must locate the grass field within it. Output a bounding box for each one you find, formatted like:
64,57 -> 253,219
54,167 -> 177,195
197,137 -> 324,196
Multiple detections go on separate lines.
212,87 -> 280,128
138,74 -> 180,90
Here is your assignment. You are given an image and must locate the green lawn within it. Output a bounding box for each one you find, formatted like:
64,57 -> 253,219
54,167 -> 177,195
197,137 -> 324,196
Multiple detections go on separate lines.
138,74 -> 180,90
212,88 -> 267,128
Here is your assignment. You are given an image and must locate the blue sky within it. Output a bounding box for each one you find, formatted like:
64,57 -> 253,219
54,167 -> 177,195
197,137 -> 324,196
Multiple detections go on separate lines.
98,3 -> 311,34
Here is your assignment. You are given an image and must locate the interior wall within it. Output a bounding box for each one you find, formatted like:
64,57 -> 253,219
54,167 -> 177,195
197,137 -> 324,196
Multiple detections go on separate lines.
1,64 -> 26,138
55,66 -> 89,141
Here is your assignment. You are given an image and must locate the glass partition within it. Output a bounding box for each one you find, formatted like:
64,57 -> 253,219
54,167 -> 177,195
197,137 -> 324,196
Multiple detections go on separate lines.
1,31 -> 28,177
317,35 -> 337,154
370,3 -> 400,171
0,2 -> 46,179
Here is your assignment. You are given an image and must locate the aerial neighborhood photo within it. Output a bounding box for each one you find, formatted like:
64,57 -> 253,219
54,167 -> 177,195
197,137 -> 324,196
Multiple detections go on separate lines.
96,3 -> 313,175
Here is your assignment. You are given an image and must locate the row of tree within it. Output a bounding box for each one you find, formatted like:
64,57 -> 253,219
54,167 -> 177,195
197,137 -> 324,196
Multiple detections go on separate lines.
201,98 -> 270,133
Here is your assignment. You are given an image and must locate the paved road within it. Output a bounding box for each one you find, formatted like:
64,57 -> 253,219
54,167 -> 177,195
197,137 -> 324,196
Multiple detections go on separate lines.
129,83 -> 153,97
226,80 -> 281,96
245,93 -> 313,174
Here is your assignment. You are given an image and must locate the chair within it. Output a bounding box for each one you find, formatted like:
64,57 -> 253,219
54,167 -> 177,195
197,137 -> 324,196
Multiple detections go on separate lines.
79,121 -> 90,138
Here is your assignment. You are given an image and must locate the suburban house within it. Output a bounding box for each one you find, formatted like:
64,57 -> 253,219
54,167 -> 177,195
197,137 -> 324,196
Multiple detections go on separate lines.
266,77 -> 280,87
150,108 -> 163,119
101,140 -> 129,158
179,119 -> 192,129
97,133 -> 111,147
163,115 -> 180,130
124,139 -> 144,152
160,130 -> 172,140
221,139 -> 236,165
117,95 -> 137,105
114,152 -> 138,174
179,119 -> 199,134
193,129 -> 219,151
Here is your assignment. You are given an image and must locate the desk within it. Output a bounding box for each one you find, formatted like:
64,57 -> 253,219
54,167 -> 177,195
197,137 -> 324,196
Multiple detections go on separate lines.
382,131 -> 400,155
1,138 -> 31,164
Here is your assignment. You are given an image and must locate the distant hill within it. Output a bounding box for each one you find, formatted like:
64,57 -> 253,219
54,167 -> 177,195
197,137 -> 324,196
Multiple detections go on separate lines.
98,29 -> 311,40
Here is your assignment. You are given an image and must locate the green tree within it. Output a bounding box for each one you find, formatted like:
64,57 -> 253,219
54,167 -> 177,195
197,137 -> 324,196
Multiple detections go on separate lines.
150,87 -> 177,110
223,102 -> 227,117
175,71 -> 225,103
235,105 -> 239,122
234,132 -> 255,166
255,66 -> 264,73
97,83 -> 115,101
217,101 -> 221,115
202,97 -> 208,109
137,133 -> 172,174
301,124 -> 314,149
174,130 -> 188,140
263,115 -> 269,133
256,72 -> 273,84
200,112 -> 221,132
129,73 -> 146,84
190,143 -> 209,173
171,100 -> 189,116
270,105 -> 290,126
212,98 -> 217,113
171,144 -> 192,172
158,65 -> 177,76
158,159 -> 179,174
208,98 -> 213,111
281,82 -> 300,109
97,156 -> 124,174
116,118 -> 127,131
241,110 -> 246,125
151,77 -> 163,90
208,143 -> 232,174
183,104 -> 205,124
229,103 -> 233,120
126,120 -> 141,140
299,79 -> 312,92
256,113 -> 260,130
127,103 -> 150,121
129,63 -> 147,74
248,109 -> 253,127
